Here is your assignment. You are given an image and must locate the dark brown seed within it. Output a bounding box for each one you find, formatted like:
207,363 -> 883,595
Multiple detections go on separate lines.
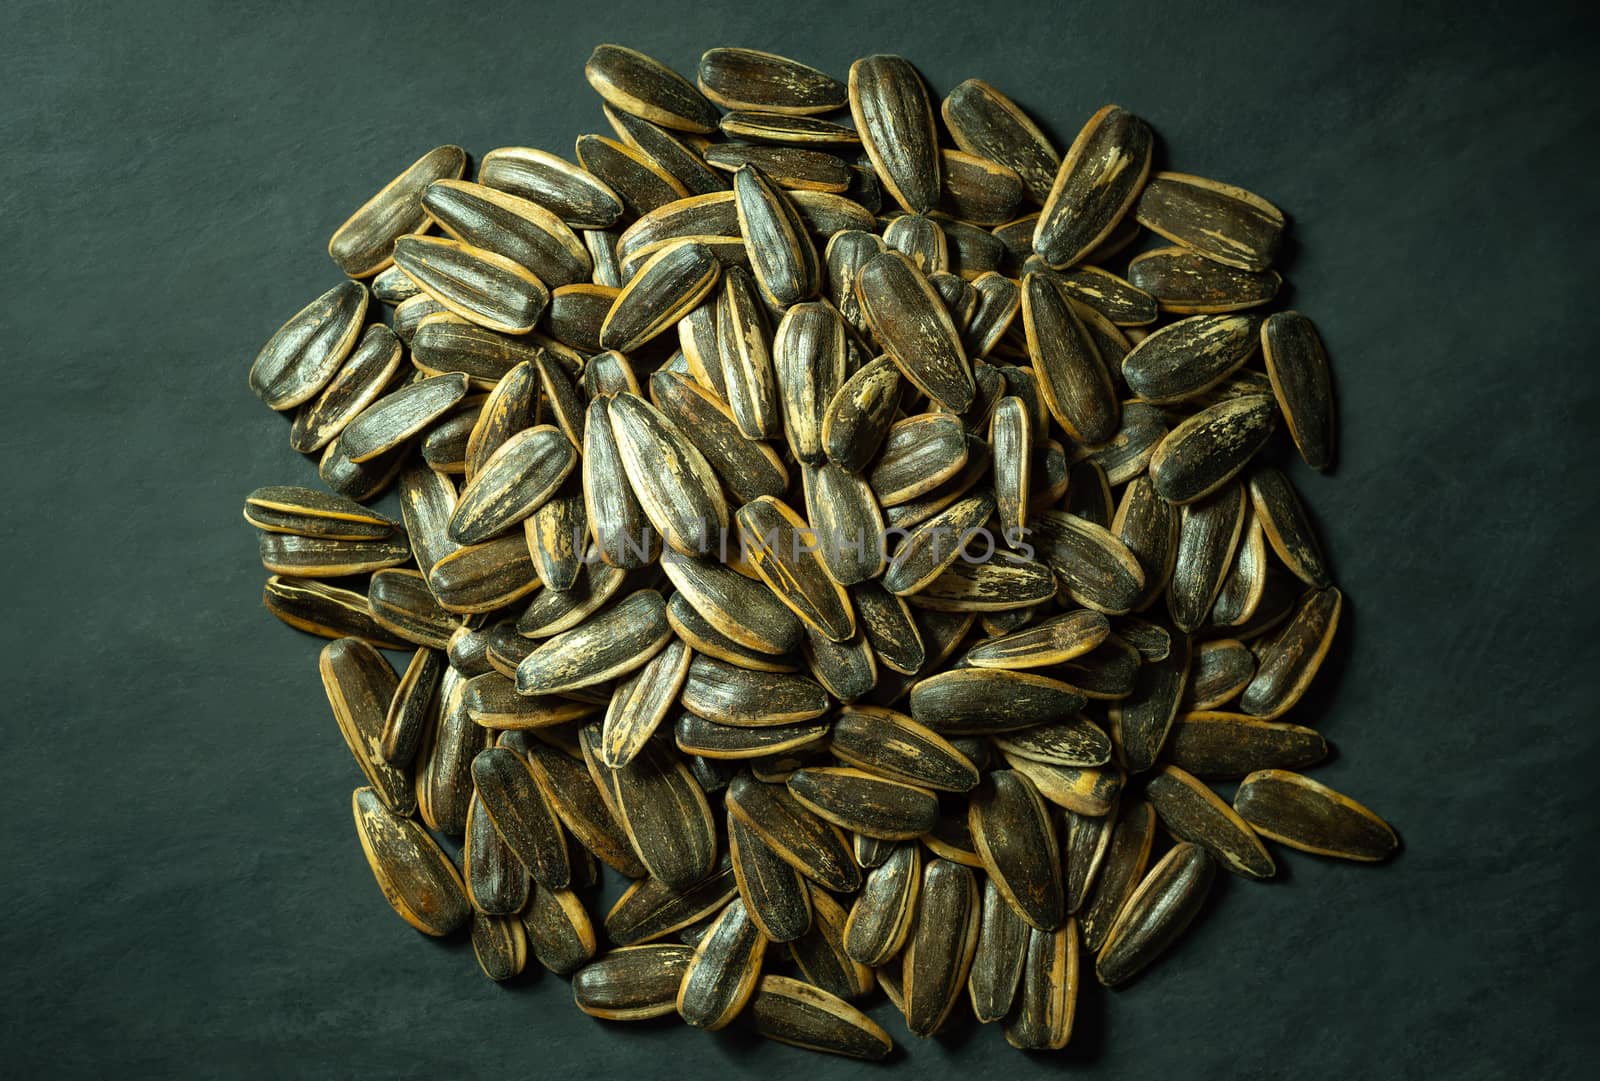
1023,271 -> 1119,444
729,810 -> 813,944
603,858 -> 738,945
1261,311 -> 1336,470
849,55 -> 940,214
1149,394 -> 1277,504
748,975 -> 894,1060
1029,509 -> 1146,615
365,569 -> 454,650
1248,466 -> 1331,588
715,265 -> 781,439
419,401 -> 480,473
968,873 -> 1030,1023
726,774 -> 861,892
1235,770 -> 1397,861
262,576 -> 405,648
1113,475 -> 1179,610
392,235 -> 549,334
339,372 -> 471,464
416,673 -> 487,836
609,392 -> 729,557
1135,172 -> 1285,272
789,888 -> 874,1000
1184,639 -> 1256,710
320,638 -> 411,814
472,745 -> 571,890
941,218 -> 1007,280
423,179 -> 591,288
936,148 -> 1023,226
619,193 -> 738,266
289,323 -> 405,452
382,648 -> 443,766
823,355 -> 903,472
737,496 -> 856,642
605,105 -> 727,196
461,671 -> 595,730
774,302 -> 848,466
1064,809 -> 1116,915
697,48 -> 846,116
830,706 -> 979,792
1211,515 -> 1268,627
1052,265 -> 1157,326
661,555 -> 804,655
479,146 -> 623,228
471,912 -> 529,981
465,793 -> 531,915
1127,246 -> 1281,314
586,44 -> 719,134
1065,458 -> 1115,528
515,557 -> 627,638
602,638 -> 692,768
910,668 -> 1087,734
520,737 -> 647,878
447,425 -> 576,545
1122,314 -> 1262,405
1034,106 -> 1152,268
883,213 -> 948,273
993,715 -> 1112,769
968,610 -> 1110,670
582,397 -> 658,569
524,489 -> 586,593
902,858 -> 981,1036
922,810 -> 984,869
576,134 -> 690,218
857,252 -> 974,412
707,143 -> 849,191
882,492 -> 996,597
319,429 -> 413,503
676,713 -> 829,760
1108,632 -> 1192,774
517,589 -> 671,694
855,831 -> 897,869
843,841 -> 921,966
427,534 -> 540,614
249,281 -> 369,411
852,581 -> 926,674
911,555 -> 1058,613
601,240 -> 722,352
543,283 -> 615,353
582,349 -> 638,399
681,655 -> 830,726
1240,586 -> 1342,718
1079,800 -> 1157,953
734,164 -> 820,308
1146,765 -> 1274,879
328,145 -> 468,277
1051,634 -> 1142,699
244,485 -> 398,540
1004,922 -> 1079,1050
1168,482 -> 1248,634
787,767 -> 939,840
668,592 -> 795,672
969,769 -> 1063,930
572,944 -> 696,1019
869,412 -> 969,505
803,463 -> 886,586
351,786 -> 470,936
1096,841 -> 1215,987
410,317 -> 541,385
1168,712 -> 1327,779
802,627 -> 878,702
522,883 -> 598,975
942,79 -> 1059,206
1000,752 -> 1124,816
823,229 -> 884,336
720,111 -> 861,145
677,898 -> 767,1030
990,396 -> 1031,538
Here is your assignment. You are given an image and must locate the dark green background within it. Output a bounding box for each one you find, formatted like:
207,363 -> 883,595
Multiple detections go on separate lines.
3,0 -> 1595,1077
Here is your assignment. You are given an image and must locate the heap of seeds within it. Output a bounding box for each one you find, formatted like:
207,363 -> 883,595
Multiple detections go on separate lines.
243,44 -> 1397,1059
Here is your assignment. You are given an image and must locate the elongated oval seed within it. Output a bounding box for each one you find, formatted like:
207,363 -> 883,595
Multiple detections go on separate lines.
586,44 -> 719,134
857,252 -> 974,412
902,858 -> 981,1036
849,55 -> 940,214
726,774 -> 861,893
1095,841 -> 1215,987
910,668 -> 1088,734
1135,171 -> 1284,272
676,897 -> 767,1029
478,146 -> 623,228
823,355 -> 903,472
1168,712 -> 1327,779
1122,313 -> 1262,405
749,975 -> 894,1060
608,392 -> 729,557
1034,105 -> 1152,269
992,716 -> 1112,769
1234,770 -> 1398,861
1262,310 -> 1336,471
1004,921 -> 1079,1050
787,767 -> 939,840
698,48 -> 846,116
1146,765 -> 1275,879
1023,271 -> 1118,443
447,425 -> 576,545
287,321 -> 403,452
734,164 -> 820,308
1149,394 -> 1277,504
1240,586 -> 1343,718
737,496 -> 855,642
843,842 -> 921,967
351,786 -> 470,936
1028,510 -> 1146,615
471,746 -> 571,890
601,240 -> 721,352
942,79 -> 1059,206
573,944 -> 696,1019
392,235 -> 550,335
967,610 -> 1110,669
1079,799 -> 1157,953
320,639 -> 411,814
516,590 -> 671,695
774,301 -> 847,465
423,178 -> 591,288
602,638 -> 693,768
728,810 -> 813,944
969,769 -> 1063,930
829,706 -> 979,792
1127,246 -> 1281,314
249,281 -> 369,411
329,145 -> 467,277
969,873 -> 1030,1023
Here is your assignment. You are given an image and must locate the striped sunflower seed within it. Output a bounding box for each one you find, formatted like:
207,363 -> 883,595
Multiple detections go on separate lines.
848,55 -> 940,214
748,976 -> 894,1060
248,281 -> 369,411
1034,106 -> 1152,269
1234,770 -> 1398,861
351,786 -> 470,936
697,48 -> 846,116
328,145 -> 467,277
1095,841 -> 1215,987
1261,310 -> 1336,470
901,857 -> 981,1036
1127,245 -> 1281,314
1135,171 -> 1285,272
856,252 -> 974,412
586,44 -> 719,134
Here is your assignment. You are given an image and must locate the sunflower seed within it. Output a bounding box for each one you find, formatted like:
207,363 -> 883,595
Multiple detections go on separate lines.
1146,764 -> 1275,879
249,281 -> 369,411
328,145 -> 467,277
869,412 -> 969,505
465,793 -> 531,915
1240,586 -> 1342,718
661,555 -> 803,655
1135,172 -> 1284,272
967,610 -> 1109,670
721,111 -> 861,146
582,397 -> 658,569
338,372 -> 470,464
941,79 -> 1059,206
672,897 -> 767,1030
668,592 -> 795,672
829,706 -> 979,792
1053,265 -> 1157,326
1107,631 -> 1191,773
603,857 -> 738,946
576,134 -> 690,218
1127,246 -> 1281,314
364,569 -> 454,649
380,648 -> 443,767
848,55 -> 939,213
681,655 -> 830,726
1095,841 -> 1214,987
1261,311 -> 1336,470
515,556 -> 627,638
1210,513 -> 1268,627
902,857 -> 981,1035
749,975 -> 894,1060
786,767 -> 939,840
1079,799 -> 1156,953
697,48 -> 845,115
1023,271 -> 1119,444
734,163 -> 821,308
714,266 -> 782,439
520,737 -> 647,878
788,888 -> 875,1001
969,769 -> 1063,930
606,105 -> 728,196
802,627 -> 879,702
910,668 -> 1087,734
517,590 -> 671,694
288,323 -> 404,452
521,883 -> 598,975
737,496 -> 856,641
586,44 -> 718,133
1000,752 -> 1124,817
262,576 -> 403,647
857,252 -> 974,412
883,213 -> 948,273
351,786 -> 470,935
478,147 -> 623,228
967,872 -> 1030,1023
726,808 -> 814,944
601,239 -> 722,351
471,912 -> 529,982
1034,106 -> 1152,268
1028,509 -> 1146,615
1122,314 -> 1262,405
842,841 -> 920,967
1111,475 -> 1178,610
773,302 -> 848,465
1168,712 -> 1327,780
1064,809 -> 1116,915
992,715 -> 1112,769
423,178 -> 591,288
572,944 -> 696,1019
243,485 -> 397,540
676,713 -> 830,760
1149,394 -> 1277,505
471,745 -> 571,889
608,392 -> 729,557
602,638 -> 692,767
1004,921 -> 1079,1050
410,317 -> 540,385
1168,482 -> 1247,633
802,463 -> 886,586
822,355 -> 903,472
320,638 -> 412,814
392,235 -> 550,334
882,492 -> 995,597
726,773 -> 861,892
445,425 -> 577,545
1235,770 -> 1397,861
426,534 -> 540,614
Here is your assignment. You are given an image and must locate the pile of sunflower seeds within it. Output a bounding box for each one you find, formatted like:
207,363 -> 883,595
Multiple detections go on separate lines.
243,44 -> 1398,1059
